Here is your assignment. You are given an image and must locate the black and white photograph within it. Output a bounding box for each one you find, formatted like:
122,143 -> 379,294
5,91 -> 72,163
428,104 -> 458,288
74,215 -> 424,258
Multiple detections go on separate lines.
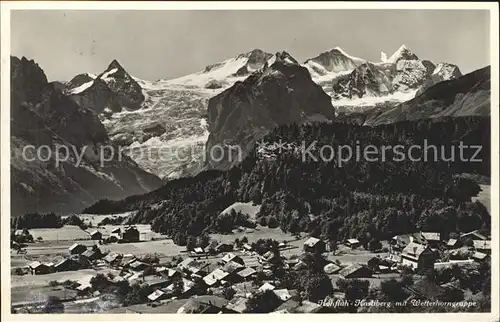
1,2 -> 498,319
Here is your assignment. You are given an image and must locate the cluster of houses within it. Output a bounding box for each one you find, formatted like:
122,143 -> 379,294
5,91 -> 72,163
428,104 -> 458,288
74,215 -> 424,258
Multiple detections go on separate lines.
386,230 -> 491,273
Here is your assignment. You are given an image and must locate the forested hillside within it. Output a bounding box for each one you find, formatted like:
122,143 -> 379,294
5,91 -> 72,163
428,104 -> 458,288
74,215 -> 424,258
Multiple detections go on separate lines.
84,116 -> 491,246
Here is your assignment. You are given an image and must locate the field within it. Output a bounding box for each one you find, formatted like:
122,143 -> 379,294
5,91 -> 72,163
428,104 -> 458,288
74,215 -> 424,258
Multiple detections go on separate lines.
219,202 -> 261,220
30,226 -> 91,241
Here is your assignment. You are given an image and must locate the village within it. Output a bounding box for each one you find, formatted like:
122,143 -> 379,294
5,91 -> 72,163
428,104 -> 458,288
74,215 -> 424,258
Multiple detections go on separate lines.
10,216 -> 492,314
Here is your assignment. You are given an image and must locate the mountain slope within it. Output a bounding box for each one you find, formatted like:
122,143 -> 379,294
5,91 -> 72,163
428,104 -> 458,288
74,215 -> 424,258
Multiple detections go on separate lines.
364,66 -> 490,126
10,56 -> 163,216
205,51 -> 335,170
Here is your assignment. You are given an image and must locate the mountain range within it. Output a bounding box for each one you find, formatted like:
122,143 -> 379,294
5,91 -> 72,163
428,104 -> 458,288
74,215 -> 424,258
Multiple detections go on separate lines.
10,44 -> 490,215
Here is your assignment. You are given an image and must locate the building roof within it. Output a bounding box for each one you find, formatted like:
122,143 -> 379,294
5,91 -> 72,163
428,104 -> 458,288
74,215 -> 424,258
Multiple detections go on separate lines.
178,257 -> 195,269
203,269 -> 229,286
473,240 -> 491,250
194,247 -> 205,253
225,297 -> 249,313
81,250 -> 95,258
346,238 -> 360,244
111,228 -> 121,233
421,232 -> 440,241
258,282 -> 275,292
29,261 -> 44,269
54,258 -> 74,268
145,278 -> 171,288
69,243 -> 86,251
446,239 -> 458,246
237,267 -> 257,278
148,289 -> 165,301
165,278 -> 194,293
472,252 -> 488,260
89,230 -> 101,236
104,252 -> 121,263
304,237 -> 321,247
460,230 -> 487,240
129,260 -> 148,269
221,252 -> 239,263
223,261 -> 244,273
323,263 -> 342,274
273,289 -> 292,302
402,242 -> 429,261
339,263 -> 370,278
243,244 -> 252,251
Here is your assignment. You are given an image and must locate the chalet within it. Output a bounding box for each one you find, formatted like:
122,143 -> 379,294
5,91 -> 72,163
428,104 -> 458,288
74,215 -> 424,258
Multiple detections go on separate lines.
237,267 -> 257,280
258,282 -> 275,292
323,263 -> 342,274
159,268 -> 180,279
164,278 -> 195,296
122,226 -> 140,243
76,284 -> 91,295
144,278 -> 171,289
446,238 -> 460,249
81,249 -> 100,261
460,230 -> 487,242
420,232 -> 441,247
193,247 -> 205,255
401,242 -> 436,272
339,263 -> 372,278
242,244 -> 253,252
104,252 -> 122,266
260,250 -> 277,263
129,260 -> 149,271
273,289 -> 292,302
68,243 -> 87,255
224,297 -> 250,313
473,240 -> 491,254
345,238 -> 360,249
216,243 -> 234,253
147,289 -> 167,302
203,268 -> 229,287
89,230 -> 102,240
303,237 -> 326,253
178,258 -> 209,276
29,261 -> 50,275
221,253 -> 245,266
223,261 -> 245,274
472,251 -> 489,262
54,258 -> 80,272
110,228 -> 122,239
390,233 -> 425,253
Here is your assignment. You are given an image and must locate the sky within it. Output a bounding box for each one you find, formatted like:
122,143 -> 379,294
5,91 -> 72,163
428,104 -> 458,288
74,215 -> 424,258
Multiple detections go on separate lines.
10,10 -> 491,82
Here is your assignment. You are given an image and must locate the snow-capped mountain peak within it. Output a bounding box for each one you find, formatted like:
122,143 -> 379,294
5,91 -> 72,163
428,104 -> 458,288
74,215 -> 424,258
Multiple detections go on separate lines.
385,44 -> 418,63
333,46 -> 366,65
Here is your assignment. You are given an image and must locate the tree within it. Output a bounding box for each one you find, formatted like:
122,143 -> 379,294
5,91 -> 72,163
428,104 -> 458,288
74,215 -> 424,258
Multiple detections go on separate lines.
186,236 -> 197,251
43,296 -> 64,313
222,286 -> 236,300
368,239 -> 383,252
245,290 -> 281,313
172,278 -> 184,297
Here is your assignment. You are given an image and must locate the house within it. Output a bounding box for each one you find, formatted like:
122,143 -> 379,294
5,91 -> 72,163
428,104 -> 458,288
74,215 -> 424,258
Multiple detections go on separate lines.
406,279 -> 446,301
460,230 -> 487,242
81,249 -> 100,261
194,247 -> 205,254
237,267 -> 257,280
303,237 -> 326,253
472,251 -> 489,262
122,226 -> 140,243
367,256 -> 393,272
104,252 -> 122,265
54,258 -> 80,272
345,238 -> 360,249
178,258 -> 209,276
29,261 -> 50,275
203,268 -> 229,287
177,298 -> 224,314
473,240 -> 491,254
390,233 -> 425,253
446,238 -> 461,249
221,253 -> 245,266
110,228 -> 122,239
129,260 -> 149,271
420,232 -> 441,247
273,289 -> 292,302
68,243 -> 87,255
89,230 -> 102,240
258,282 -> 275,292
164,278 -> 195,296
215,243 -> 234,253
401,242 -> 436,272
339,263 -> 372,278
323,263 -> 342,274
144,278 -> 171,289
224,297 -> 250,313
242,244 -> 253,252
223,261 -> 245,274
147,289 -> 167,302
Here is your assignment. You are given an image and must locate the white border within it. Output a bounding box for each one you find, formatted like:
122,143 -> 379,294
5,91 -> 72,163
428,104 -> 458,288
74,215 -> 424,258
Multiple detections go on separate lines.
1,2 -> 498,322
